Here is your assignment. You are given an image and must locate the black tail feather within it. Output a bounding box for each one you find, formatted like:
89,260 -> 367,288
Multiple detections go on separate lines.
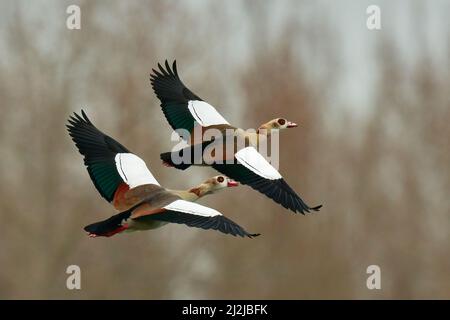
160,140 -> 216,170
160,151 -> 192,170
84,210 -> 131,236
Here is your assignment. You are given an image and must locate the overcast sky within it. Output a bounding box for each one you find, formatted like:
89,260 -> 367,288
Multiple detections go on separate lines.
0,0 -> 448,117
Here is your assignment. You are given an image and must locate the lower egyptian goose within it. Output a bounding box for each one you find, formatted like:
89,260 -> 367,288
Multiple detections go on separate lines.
150,61 -> 322,214
66,111 -> 257,238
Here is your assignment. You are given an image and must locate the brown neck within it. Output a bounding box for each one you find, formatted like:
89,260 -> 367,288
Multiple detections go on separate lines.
257,122 -> 273,135
188,184 -> 212,198
169,184 -> 211,202
257,128 -> 272,135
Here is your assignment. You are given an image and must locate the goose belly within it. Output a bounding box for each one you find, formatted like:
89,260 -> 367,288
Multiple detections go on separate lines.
127,219 -> 168,231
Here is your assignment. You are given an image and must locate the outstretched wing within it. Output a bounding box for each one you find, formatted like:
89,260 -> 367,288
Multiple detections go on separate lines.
212,147 -> 322,214
150,60 -> 230,134
133,199 -> 259,238
66,110 -> 159,203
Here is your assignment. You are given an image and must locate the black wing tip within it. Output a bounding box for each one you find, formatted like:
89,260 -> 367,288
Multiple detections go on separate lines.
210,165 -> 318,217
220,216 -> 260,239
66,110 -> 98,144
80,109 -> 92,123
247,232 -> 261,239
293,204 -> 322,215
295,209 -> 307,215
230,228 -> 260,239
276,179 -> 322,215
150,59 -> 178,79
66,109 -> 92,128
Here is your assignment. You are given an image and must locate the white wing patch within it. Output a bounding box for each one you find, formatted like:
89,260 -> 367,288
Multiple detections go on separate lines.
115,153 -> 160,188
164,199 -> 221,217
235,147 -> 283,180
188,100 -> 230,127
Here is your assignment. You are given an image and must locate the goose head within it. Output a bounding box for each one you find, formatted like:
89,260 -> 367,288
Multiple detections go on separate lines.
202,175 -> 239,194
258,118 -> 298,132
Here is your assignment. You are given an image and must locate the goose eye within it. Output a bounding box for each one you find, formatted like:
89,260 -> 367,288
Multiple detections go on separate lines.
278,119 -> 286,125
217,176 -> 224,183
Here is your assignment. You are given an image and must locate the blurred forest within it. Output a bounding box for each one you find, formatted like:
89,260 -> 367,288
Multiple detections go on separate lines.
0,0 -> 449,299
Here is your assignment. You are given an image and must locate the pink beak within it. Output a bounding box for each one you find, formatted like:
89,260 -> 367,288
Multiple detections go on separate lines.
287,121 -> 298,128
227,180 -> 239,187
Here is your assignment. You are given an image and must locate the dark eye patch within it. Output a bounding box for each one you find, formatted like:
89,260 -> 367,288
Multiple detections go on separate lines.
217,176 -> 224,183
278,119 -> 286,125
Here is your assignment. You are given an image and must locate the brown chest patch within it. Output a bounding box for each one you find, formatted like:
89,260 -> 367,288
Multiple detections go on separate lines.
112,183 -> 130,210
189,187 -> 202,197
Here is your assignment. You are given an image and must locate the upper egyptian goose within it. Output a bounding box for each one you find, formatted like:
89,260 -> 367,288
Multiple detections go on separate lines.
66,111 -> 257,238
150,61 -> 322,215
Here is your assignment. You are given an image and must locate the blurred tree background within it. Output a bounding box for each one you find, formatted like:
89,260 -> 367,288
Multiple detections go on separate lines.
0,0 -> 448,299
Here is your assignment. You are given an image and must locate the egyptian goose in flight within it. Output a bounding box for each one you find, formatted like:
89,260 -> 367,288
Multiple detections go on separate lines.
66,111 -> 258,238
150,61 -> 322,215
